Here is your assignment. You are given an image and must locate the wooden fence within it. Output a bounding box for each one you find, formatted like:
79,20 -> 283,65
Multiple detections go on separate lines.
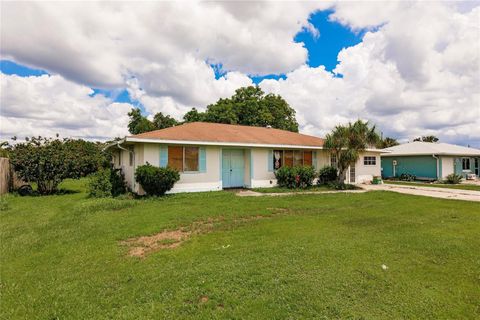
0,158 -> 10,195
0,158 -> 24,194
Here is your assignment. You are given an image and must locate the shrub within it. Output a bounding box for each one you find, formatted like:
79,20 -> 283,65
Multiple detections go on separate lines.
444,173 -> 462,184
88,169 -> 112,198
275,166 -> 316,189
135,163 -> 180,196
327,182 -> 357,190
399,173 -> 416,181
8,136 -> 108,195
317,166 -> 338,185
88,168 -> 127,198
110,168 -> 127,196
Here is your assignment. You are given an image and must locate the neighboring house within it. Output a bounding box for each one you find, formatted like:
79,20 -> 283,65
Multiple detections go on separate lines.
381,141 -> 480,180
108,122 -> 382,193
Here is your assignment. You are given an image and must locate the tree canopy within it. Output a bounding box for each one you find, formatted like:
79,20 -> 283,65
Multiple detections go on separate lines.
324,120 -> 380,183
127,86 -> 299,134
185,86 -> 299,132
413,135 -> 439,143
8,137 -> 108,194
377,137 -> 399,149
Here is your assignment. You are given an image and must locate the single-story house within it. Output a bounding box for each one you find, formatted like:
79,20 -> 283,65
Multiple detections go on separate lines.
381,141 -> 480,180
108,122 -> 382,193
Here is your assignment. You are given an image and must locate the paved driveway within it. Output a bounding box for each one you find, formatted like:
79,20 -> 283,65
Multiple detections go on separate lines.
362,184 -> 480,202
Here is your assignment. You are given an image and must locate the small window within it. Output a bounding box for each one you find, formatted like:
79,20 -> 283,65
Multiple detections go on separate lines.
129,146 -> 134,166
304,151 -> 313,166
184,147 -> 199,171
284,150 -> 294,167
168,146 -> 183,171
462,158 -> 470,171
364,156 -> 376,166
293,150 -> 303,166
330,154 -> 337,168
350,164 -> 356,183
273,150 -> 283,170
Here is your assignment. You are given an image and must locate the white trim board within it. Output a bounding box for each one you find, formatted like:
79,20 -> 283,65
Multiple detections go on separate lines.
125,137 -> 382,152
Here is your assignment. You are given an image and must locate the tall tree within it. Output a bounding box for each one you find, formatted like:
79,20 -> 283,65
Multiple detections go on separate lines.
377,137 -> 399,148
183,86 -> 299,132
183,108 -> 205,122
413,135 -> 439,143
127,108 -> 155,134
152,112 -> 178,129
324,120 -> 380,183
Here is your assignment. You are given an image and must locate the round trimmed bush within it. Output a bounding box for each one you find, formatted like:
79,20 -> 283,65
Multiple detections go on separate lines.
135,163 -> 180,196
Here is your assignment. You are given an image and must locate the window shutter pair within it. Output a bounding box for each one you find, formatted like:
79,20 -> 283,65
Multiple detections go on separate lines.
159,145 -> 206,172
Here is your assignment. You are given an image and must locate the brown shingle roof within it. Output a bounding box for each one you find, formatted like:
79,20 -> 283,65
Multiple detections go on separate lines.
128,122 -> 324,147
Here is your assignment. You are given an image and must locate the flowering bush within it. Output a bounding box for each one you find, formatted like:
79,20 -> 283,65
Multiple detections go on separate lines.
275,166 -> 316,189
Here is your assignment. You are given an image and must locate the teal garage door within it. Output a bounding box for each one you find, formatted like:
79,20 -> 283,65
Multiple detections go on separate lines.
222,149 -> 245,188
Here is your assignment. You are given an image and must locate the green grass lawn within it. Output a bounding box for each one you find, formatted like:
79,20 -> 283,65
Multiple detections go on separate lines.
384,180 -> 480,191
252,185 -> 332,193
1,179 -> 479,319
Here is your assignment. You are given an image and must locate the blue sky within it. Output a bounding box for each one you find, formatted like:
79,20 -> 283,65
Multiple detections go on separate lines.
1,10 -> 363,104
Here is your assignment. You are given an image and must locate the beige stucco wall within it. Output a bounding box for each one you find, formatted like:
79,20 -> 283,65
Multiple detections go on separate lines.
116,142 -> 382,193
351,152 -> 381,184
250,148 -> 276,188
317,150 -> 331,168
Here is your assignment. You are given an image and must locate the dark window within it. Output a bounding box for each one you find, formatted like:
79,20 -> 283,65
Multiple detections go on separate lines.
273,150 -> 283,170
129,146 -> 134,166
364,156 -> 376,166
462,158 -> 470,170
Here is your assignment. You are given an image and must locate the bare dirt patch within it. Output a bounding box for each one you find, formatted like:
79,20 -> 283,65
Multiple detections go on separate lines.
121,208 -> 292,258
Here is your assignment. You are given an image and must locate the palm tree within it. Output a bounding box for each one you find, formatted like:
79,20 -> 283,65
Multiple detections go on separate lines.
324,120 -> 380,183
377,137 -> 399,148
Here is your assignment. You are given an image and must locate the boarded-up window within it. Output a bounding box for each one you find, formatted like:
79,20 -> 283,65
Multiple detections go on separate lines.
293,150 -> 303,166
168,146 -> 183,171
184,147 -> 199,171
304,151 -> 312,166
284,150 -> 294,167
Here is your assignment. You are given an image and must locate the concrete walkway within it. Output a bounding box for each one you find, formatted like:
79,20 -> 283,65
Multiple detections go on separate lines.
236,189 -> 367,197
362,184 -> 480,202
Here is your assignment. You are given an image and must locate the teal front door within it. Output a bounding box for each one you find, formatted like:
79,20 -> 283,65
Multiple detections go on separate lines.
222,149 -> 245,188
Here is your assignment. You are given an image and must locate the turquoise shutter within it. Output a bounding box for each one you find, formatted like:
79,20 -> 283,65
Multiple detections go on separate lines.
312,151 -> 317,169
268,150 -> 273,172
159,146 -> 168,167
199,147 -> 206,172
